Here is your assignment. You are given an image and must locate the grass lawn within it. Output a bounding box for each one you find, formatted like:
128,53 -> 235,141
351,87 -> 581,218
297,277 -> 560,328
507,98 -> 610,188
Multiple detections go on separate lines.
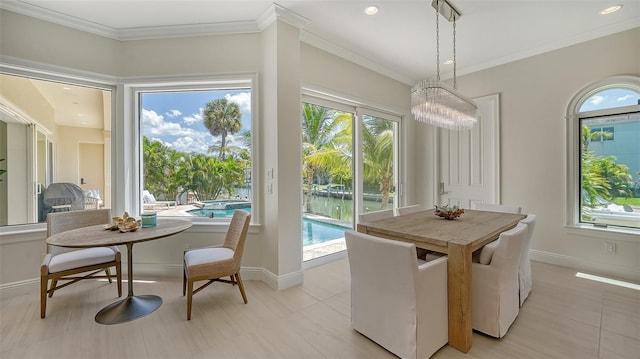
613,197 -> 640,206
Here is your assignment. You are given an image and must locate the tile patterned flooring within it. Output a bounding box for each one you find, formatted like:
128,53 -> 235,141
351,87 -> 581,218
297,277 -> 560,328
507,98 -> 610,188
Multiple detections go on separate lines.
1,259 -> 638,358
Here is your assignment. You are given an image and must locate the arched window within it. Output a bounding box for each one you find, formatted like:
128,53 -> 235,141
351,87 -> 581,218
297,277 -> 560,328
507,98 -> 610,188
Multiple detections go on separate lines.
566,76 -> 640,232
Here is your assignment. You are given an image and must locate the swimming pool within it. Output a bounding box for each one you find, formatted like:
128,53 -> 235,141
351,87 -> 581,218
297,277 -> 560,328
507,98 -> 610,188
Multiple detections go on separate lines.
187,208 -> 349,246
302,218 -> 350,246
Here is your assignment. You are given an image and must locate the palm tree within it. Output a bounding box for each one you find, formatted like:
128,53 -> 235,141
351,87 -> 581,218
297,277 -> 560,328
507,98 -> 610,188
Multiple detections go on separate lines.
362,116 -> 394,210
581,124 -> 613,153
301,103 -> 352,213
203,98 -> 242,161
143,137 -> 180,201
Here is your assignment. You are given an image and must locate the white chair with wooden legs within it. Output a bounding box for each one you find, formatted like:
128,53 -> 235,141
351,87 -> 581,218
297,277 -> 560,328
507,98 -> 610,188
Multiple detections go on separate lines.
518,214 -> 536,306
345,230 -> 448,359
183,210 -> 251,320
472,223 -> 529,338
41,209 -> 122,318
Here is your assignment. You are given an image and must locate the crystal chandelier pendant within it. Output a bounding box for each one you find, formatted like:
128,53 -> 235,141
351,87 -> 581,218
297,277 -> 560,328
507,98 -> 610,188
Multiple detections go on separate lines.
411,0 -> 477,130
411,79 -> 477,130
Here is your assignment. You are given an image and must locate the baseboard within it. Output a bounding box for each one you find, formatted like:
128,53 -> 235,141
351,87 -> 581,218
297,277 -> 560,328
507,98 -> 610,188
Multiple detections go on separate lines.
530,249 -> 640,282
0,278 -> 39,299
0,264 -> 304,298
302,250 -> 347,270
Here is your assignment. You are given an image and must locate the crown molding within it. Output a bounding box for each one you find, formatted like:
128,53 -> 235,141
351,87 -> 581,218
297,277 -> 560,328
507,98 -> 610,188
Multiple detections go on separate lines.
1,0 -> 120,39
1,1 -> 312,41
257,3 -> 310,31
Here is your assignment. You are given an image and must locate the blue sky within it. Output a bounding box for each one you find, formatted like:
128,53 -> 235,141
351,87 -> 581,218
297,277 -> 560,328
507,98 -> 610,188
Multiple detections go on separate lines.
141,89 -> 251,155
580,88 -> 639,112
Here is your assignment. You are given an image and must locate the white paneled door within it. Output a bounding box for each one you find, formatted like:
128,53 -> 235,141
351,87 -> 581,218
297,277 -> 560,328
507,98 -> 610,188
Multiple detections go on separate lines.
438,94 -> 500,209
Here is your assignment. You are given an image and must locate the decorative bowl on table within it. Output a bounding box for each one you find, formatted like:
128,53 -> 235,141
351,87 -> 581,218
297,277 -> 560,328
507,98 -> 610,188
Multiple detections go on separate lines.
434,205 -> 464,220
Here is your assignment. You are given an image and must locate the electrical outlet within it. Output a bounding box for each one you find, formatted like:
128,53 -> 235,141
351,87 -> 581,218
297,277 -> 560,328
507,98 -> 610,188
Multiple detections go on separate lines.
605,242 -> 616,254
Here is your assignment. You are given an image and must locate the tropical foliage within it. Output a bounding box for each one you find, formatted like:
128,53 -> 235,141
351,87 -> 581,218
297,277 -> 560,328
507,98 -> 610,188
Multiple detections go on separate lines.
143,97 -> 250,203
362,116 -> 394,210
143,137 -> 248,202
203,98 -> 242,161
301,103 -> 396,214
301,103 -> 352,213
581,125 -> 633,207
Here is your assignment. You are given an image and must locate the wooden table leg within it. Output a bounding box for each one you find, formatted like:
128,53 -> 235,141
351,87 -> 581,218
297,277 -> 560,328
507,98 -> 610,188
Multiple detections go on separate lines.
447,239 -> 473,353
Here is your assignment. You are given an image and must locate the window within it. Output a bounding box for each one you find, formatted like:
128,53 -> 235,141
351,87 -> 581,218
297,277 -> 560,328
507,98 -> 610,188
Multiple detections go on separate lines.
134,78 -> 255,223
0,72 -> 112,227
588,126 -> 614,142
567,76 -> 640,232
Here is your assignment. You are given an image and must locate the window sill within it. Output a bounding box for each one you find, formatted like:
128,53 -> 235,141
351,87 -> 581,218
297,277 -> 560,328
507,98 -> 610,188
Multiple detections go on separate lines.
565,223 -> 640,243
0,218 -> 262,236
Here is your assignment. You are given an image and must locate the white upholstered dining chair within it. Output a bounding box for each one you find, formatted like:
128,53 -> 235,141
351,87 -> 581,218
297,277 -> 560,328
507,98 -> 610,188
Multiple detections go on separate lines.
41,209 -> 122,318
472,222 -> 528,338
472,202 -> 522,214
345,230 -> 448,359
358,209 -> 394,224
518,214 -> 536,306
183,210 -> 251,320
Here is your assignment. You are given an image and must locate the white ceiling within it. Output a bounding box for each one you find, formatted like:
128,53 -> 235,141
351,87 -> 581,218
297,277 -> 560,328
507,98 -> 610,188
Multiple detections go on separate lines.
1,1 -> 639,129
2,0 -> 639,85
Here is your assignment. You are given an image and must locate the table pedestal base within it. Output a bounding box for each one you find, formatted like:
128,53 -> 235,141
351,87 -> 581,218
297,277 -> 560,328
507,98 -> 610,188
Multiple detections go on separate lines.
95,295 -> 162,324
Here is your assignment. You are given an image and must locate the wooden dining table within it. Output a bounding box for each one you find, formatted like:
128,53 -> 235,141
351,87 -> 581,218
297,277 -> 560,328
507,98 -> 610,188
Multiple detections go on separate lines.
357,208 -> 526,353
46,218 -> 192,324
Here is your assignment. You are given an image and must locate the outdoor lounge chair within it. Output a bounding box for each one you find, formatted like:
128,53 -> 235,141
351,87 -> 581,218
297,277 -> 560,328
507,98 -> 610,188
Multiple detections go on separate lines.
142,190 -> 177,210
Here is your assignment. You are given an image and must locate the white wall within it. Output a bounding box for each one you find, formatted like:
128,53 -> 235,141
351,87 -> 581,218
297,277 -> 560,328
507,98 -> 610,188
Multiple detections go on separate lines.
1,9 -> 638,297
417,27 -> 640,281
0,9 -> 412,293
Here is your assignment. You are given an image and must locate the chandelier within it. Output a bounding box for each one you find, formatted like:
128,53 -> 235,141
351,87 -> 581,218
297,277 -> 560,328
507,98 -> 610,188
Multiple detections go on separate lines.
411,0 -> 477,130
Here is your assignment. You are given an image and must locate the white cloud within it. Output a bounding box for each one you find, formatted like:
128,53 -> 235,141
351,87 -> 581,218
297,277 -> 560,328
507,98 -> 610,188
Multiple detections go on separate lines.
165,109 -> 182,117
143,109 -> 164,127
589,95 -> 604,105
183,113 -> 202,124
170,136 -> 211,154
225,92 -> 251,113
143,109 -> 215,154
617,94 -> 633,102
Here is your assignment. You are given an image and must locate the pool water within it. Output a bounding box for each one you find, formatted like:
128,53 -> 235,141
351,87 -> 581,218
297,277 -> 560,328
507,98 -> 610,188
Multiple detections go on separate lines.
187,208 -> 349,246
188,208 -> 247,218
302,218 -> 350,246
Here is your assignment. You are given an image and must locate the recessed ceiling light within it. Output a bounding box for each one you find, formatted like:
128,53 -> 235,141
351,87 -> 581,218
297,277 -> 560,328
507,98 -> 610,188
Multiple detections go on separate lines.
600,5 -> 622,15
364,6 -> 379,16
444,60 -> 454,65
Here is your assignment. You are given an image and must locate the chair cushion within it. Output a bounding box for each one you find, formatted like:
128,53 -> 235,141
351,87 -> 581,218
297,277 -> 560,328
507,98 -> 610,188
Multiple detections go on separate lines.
479,241 -> 498,265
185,247 -> 234,267
142,191 -> 155,204
48,247 -> 117,273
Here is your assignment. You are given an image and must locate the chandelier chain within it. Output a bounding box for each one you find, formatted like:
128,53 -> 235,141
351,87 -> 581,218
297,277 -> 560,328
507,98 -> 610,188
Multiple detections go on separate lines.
435,0 -> 440,81
410,0 -> 477,130
453,16 -> 457,89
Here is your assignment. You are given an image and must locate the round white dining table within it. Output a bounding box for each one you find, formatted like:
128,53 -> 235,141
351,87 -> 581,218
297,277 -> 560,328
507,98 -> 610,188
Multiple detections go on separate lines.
46,218 -> 192,324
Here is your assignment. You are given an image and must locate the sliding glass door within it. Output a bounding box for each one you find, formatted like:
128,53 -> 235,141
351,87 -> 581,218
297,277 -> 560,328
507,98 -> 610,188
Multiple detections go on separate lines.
301,98 -> 400,261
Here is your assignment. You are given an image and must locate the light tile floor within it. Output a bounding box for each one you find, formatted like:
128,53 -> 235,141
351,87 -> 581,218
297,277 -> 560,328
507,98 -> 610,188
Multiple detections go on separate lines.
1,259 -> 638,358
